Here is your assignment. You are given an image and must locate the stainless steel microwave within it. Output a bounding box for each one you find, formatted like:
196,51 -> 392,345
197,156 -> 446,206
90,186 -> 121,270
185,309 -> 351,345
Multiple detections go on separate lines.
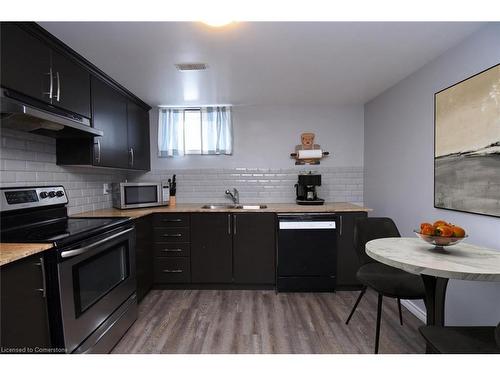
112,182 -> 169,209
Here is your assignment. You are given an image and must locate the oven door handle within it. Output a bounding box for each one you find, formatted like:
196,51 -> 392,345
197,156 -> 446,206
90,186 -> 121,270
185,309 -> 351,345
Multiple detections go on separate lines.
60,227 -> 134,259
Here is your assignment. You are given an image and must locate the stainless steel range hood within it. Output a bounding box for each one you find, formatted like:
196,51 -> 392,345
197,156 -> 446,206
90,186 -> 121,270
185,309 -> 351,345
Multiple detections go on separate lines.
0,90 -> 103,138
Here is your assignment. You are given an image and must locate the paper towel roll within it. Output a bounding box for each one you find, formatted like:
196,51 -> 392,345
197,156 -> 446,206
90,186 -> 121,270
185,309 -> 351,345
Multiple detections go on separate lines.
298,149 -> 323,159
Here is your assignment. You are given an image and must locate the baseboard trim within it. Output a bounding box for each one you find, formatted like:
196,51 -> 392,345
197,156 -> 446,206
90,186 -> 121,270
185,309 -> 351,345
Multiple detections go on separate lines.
401,299 -> 426,323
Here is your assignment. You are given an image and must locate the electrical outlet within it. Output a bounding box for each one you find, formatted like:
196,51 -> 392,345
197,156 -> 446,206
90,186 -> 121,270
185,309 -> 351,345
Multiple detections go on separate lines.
103,183 -> 110,195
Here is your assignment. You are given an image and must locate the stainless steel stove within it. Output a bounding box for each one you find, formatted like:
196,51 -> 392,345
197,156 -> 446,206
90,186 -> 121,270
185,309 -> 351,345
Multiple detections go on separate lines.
0,185 -> 137,353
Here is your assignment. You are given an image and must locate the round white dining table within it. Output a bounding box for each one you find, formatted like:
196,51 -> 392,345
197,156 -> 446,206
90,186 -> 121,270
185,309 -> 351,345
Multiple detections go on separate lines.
365,237 -> 500,327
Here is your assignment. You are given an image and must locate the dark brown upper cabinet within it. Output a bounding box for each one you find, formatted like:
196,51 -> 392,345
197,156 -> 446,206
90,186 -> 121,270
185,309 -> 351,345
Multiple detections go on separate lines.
91,76 -> 129,168
57,76 -> 151,170
51,50 -> 91,118
1,22 -> 151,171
1,23 -> 91,118
1,23 -> 52,105
127,100 -> 151,171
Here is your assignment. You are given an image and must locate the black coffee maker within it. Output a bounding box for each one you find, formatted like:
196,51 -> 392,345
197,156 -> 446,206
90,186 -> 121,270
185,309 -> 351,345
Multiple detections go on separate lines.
295,172 -> 325,205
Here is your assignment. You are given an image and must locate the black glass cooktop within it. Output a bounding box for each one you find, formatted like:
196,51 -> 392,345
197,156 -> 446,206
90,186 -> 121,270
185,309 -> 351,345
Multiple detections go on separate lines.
1,217 -> 131,247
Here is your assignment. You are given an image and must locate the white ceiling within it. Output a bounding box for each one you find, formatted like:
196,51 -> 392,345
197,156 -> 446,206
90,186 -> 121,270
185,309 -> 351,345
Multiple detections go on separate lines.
39,22 -> 484,107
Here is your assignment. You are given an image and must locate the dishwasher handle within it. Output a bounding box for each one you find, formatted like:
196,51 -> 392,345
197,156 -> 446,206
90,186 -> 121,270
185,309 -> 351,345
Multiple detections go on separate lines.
279,221 -> 336,230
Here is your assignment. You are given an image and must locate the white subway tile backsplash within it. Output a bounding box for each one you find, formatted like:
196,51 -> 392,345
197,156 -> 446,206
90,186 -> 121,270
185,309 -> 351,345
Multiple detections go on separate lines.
1,129 -> 126,215
1,129 -> 364,213
130,165 -> 364,205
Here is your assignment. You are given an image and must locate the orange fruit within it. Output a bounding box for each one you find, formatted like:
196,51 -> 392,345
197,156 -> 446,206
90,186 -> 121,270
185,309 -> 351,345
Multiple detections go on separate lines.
420,222 -> 433,231
421,226 -> 434,236
433,220 -> 449,227
451,226 -> 466,238
436,225 -> 453,237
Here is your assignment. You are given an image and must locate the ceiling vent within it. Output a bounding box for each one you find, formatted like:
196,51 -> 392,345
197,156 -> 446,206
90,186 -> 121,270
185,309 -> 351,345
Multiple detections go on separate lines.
175,63 -> 208,71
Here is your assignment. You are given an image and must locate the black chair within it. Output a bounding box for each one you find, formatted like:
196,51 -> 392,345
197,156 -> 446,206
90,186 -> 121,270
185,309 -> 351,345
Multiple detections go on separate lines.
418,323 -> 500,354
345,217 -> 426,353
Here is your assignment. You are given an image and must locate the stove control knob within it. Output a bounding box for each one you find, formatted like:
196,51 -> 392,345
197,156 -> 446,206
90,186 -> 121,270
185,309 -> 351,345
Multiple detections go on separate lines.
56,191 -> 64,197
48,191 -> 56,198
39,191 -> 48,199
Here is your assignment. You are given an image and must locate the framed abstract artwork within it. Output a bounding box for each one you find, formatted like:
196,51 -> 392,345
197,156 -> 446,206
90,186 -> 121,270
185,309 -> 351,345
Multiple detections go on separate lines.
434,63 -> 500,218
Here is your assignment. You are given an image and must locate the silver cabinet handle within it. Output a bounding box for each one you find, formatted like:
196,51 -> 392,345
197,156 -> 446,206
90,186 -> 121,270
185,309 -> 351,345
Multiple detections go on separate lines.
162,233 -> 182,237
130,147 -> 134,168
95,139 -> 101,164
234,214 -> 237,235
339,215 -> 343,236
34,257 -> 47,298
162,269 -> 183,273
55,71 -> 61,102
161,219 -> 182,223
161,248 -> 182,253
61,227 -> 134,259
43,67 -> 53,99
228,214 -> 231,235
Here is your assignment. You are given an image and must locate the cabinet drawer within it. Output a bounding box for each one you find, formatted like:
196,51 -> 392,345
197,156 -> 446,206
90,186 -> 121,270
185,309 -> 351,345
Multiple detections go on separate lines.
154,227 -> 190,242
154,242 -> 190,257
154,258 -> 190,283
153,214 -> 190,227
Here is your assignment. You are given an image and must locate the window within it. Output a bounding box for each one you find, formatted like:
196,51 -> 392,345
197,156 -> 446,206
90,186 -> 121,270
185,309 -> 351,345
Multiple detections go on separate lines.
158,107 -> 232,157
184,110 -> 202,154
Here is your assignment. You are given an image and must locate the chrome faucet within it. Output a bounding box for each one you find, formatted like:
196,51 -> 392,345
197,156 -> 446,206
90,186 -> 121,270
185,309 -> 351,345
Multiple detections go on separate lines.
225,188 -> 239,204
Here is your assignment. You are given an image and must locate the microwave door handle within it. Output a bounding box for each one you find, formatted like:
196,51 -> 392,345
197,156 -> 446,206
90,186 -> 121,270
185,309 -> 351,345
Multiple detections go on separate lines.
60,227 -> 134,259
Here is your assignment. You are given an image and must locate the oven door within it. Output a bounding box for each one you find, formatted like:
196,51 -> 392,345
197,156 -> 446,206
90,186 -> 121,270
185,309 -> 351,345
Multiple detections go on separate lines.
57,225 -> 136,353
121,183 -> 161,209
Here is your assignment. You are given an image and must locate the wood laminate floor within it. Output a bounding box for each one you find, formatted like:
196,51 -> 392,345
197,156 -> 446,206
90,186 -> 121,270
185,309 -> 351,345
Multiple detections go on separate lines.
112,289 -> 426,354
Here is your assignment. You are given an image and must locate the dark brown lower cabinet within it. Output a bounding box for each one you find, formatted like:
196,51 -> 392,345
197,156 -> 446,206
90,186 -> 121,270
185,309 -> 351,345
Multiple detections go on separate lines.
154,258 -> 191,283
233,213 -> 276,284
0,253 -> 51,350
151,211 -> 362,289
134,216 -> 153,302
336,212 -> 367,288
191,213 -> 233,283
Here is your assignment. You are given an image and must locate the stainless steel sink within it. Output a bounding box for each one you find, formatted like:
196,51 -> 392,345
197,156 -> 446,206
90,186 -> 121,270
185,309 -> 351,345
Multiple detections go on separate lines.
201,204 -> 239,209
201,204 -> 268,210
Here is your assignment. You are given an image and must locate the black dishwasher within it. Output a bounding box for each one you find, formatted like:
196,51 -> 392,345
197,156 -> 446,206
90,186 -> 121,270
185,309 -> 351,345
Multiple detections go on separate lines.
277,213 -> 337,292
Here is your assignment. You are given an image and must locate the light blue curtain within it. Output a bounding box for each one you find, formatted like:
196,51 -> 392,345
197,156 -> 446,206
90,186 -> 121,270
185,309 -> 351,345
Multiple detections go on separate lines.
201,106 -> 232,155
158,106 -> 232,157
158,108 -> 184,157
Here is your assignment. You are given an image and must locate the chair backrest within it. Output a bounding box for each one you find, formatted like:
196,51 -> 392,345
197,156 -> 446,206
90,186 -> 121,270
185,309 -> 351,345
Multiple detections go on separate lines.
353,217 -> 401,265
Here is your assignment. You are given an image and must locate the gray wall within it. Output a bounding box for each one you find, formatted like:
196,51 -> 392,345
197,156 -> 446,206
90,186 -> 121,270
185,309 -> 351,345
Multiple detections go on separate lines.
364,23 -> 500,325
150,104 -> 364,170
132,103 -> 366,204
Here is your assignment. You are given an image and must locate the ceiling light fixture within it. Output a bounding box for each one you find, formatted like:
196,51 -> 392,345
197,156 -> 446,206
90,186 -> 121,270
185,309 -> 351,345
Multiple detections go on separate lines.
201,19 -> 234,28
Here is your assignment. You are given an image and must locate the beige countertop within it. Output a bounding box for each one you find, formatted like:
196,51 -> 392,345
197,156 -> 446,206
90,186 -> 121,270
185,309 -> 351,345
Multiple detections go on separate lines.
0,202 -> 370,266
72,202 -> 371,219
0,243 -> 54,267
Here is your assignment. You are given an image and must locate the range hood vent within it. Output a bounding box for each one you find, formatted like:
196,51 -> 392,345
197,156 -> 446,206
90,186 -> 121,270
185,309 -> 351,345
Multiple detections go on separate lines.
0,90 -> 103,138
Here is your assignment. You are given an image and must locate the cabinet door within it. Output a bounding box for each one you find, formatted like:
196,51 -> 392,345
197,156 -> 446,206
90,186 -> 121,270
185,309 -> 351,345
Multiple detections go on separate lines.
91,76 -> 129,168
127,101 -> 150,170
336,212 -> 366,288
233,213 -> 276,284
0,254 -> 51,349
51,50 -> 91,118
134,216 -> 153,302
0,23 -> 52,104
191,213 -> 232,283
